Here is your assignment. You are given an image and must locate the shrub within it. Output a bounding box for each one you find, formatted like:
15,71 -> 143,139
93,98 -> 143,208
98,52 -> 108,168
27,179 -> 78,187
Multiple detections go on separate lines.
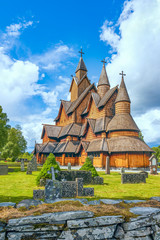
80,157 -> 99,177
36,153 -> 60,186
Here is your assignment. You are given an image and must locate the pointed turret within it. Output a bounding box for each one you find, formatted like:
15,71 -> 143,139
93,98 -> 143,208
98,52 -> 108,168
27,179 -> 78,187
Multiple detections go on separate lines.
115,71 -> 131,114
97,59 -> 110,98
75,49 -> 87,80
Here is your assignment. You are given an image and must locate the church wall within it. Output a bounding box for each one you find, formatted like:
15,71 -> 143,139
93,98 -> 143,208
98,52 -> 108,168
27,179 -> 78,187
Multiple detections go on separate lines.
78,77 -> 90,97
107,131 -> 139,138
115,101 -> 130,114
84,125 -> 97,141
97,85 -> 110,98
71,80 -> 78,102
79,148 -> 88,166
109,152 -> 150,168
76,70 -> 86,80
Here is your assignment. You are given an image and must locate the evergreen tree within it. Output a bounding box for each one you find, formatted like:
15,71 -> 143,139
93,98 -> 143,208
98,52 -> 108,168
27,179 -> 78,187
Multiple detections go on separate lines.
80,157 -> 99,177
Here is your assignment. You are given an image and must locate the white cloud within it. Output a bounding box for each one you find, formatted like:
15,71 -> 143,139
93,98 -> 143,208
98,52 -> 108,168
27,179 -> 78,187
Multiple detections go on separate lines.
100,0 -> 160,145
5,21 -> 33,37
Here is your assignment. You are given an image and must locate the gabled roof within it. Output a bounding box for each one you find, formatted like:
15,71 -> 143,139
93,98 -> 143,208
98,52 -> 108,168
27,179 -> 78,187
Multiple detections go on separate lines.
97,64 -> 110,87
87,138 -> 108,153
94,117 -> 111,133
75,57 -> 87,73
41,124 -> 62,139
59,123 -> 82,138
61,100 -> 72,113
115,76 -> 131,103
98,86 -> 118,108
107,113 -> 139,132
80,122 -> 87,136
91,92 -> 101,107
64,141 -> 80,153
33,143 -> 43,154
76,141 -> 90,154
87,118 -> 96,132
54,142 -> 67,153
107,136 -> 154,153
39,142 -> 58,154
67,83 -> 96,114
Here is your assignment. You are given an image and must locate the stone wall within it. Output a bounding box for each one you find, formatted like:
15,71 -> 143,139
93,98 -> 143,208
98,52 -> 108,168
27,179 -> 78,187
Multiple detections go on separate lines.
56,170 -> 92,184
56,170 -> 103,185
0,165 -> 8,175
1,210 -> 160,239
121,173 -> 146,184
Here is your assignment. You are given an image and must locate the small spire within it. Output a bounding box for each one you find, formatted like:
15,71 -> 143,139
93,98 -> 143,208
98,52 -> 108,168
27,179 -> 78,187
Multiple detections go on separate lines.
115,71 -> 131,103
97,59 -> 110,87
75,48 -> 87,73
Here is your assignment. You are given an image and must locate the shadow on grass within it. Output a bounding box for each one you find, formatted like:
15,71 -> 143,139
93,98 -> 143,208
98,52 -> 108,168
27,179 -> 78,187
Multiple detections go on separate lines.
0,195 -> 33,204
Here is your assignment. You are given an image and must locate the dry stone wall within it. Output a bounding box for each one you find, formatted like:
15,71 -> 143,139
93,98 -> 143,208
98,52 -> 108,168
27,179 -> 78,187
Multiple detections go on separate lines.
1,210 -> 160,239
121,173 -> 146,184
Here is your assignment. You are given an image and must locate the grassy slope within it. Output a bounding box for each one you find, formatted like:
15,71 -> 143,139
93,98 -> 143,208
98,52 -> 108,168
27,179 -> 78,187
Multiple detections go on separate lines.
0,171 -> 160,203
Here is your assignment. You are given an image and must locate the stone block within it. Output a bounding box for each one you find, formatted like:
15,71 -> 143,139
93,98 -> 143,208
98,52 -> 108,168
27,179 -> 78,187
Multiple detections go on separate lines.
39,178 -> 46,186
76,178 -> 83,196
56,170 -> 92,184
92,176 -> 104,185
140,171 -> 148,178
0,165 -> 8,175
33,190 -> 45,200
61,181 -> 77,198
83,188 -> 94,196
45,180 -> 62,201
67,215 -> 124,229
121,173 -> 146,184
17,199 -> 43,209
0,202 -> 16,208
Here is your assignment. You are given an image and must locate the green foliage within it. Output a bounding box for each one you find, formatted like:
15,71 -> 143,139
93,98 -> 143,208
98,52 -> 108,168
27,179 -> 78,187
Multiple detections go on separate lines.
152,146 -> 160,162
1,126 -> 27,161
19,152 -> 33,161
0,106 -> 10,150
139,131 -> 144,141
36,153 -> 60,186
80,157 -> 99,177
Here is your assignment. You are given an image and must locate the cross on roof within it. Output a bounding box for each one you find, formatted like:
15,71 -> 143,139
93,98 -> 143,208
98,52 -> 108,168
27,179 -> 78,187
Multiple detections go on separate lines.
119,71 -> 126,78
79,48 -> 84,57
101,59 -> 107,65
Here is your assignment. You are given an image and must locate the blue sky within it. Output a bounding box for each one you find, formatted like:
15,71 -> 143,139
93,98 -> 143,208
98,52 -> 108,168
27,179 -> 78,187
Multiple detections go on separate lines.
0,0 -> 160,151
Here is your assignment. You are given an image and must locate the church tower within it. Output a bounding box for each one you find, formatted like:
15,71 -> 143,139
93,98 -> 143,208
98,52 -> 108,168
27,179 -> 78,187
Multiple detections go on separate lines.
115,71 -> 131,114
75,50 -> 87,80
97,60 -> 110,98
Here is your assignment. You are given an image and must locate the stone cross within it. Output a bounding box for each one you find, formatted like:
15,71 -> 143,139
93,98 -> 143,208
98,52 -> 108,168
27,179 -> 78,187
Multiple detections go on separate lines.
21,159 -> 25,172
47,167 -> 59,181
105,156 -> 110,174
68,162 -> 71,171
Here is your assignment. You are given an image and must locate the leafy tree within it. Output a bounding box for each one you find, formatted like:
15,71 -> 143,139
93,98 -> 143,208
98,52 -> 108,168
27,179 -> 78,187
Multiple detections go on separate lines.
139,131 -> 144,141
1,126 -> 27,161
36,153 -> 61,186
152,146 -> 160,162
80,157 -> 99,177
0,106 -> 10,150
19,152 -> 33,161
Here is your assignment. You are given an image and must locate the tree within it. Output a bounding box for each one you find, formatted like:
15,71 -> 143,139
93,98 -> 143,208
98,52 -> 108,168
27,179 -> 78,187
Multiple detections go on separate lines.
152,146 -> 160,162
0,106 -> 10,150
36,153 -> 61,186
80,157 -> 99,177
19,152 -> 33,161
139,131 -> 144,141
1,126 -> 27,161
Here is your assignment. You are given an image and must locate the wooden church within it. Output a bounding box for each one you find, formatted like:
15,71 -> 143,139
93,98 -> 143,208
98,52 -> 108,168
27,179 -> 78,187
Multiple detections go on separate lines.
34,50 -> 153,168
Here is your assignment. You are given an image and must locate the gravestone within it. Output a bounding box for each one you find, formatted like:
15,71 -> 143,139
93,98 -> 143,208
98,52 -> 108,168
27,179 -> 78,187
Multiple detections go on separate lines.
149,155 -> 158,175
120,168 -> 125,174
45,180 -> 62,200
121,173 -> 146,184
0,165 -> 8,175
21,159 -> 25,172
26,162 -> 32,175
30,156 -> 37,171
68,162 -> 71,171
105,156 -> 110,174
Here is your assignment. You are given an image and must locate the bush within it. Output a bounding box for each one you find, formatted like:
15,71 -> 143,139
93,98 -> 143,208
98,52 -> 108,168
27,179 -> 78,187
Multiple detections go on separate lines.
80,157 -> 99,177
36,153 -> 60,186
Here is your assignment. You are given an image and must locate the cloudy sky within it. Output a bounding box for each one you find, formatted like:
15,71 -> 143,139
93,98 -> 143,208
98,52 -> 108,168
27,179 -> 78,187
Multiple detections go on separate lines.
0,0 -> 159,151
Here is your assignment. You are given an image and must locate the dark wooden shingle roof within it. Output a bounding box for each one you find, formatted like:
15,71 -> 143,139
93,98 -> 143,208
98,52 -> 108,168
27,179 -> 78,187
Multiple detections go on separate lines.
87,138 -> 108,152
75,57 -> 87,73
94,117 -> 111,133
41,125 -> 62,139
107,113 -> 139,132
107,136 -> 153,153
98,86 -> 118,108
115,77 -> 131,103
97,64 -> 110,87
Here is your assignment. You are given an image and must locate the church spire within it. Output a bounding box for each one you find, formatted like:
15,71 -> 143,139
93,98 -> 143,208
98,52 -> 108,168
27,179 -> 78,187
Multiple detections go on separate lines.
75,48 -> 87,79
115,71 -> 131,114
97,59 -> 110,98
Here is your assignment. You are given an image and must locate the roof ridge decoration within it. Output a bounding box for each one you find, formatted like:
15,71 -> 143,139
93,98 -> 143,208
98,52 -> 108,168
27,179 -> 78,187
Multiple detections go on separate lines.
97,59 -> 110,87
75,48 -> 87,73
115,71 -> 131,103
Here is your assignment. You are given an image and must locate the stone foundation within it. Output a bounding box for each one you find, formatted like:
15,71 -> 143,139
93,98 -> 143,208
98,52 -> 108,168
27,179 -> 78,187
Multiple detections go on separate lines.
2,210 -> 160,239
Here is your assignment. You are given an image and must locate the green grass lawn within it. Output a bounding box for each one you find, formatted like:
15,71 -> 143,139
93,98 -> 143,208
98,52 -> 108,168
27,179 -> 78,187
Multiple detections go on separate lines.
0,171 -> 160,203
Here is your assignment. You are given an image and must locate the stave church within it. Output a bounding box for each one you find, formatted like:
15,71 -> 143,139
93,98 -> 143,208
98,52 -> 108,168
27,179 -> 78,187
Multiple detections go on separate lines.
34,50 -> 153,168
